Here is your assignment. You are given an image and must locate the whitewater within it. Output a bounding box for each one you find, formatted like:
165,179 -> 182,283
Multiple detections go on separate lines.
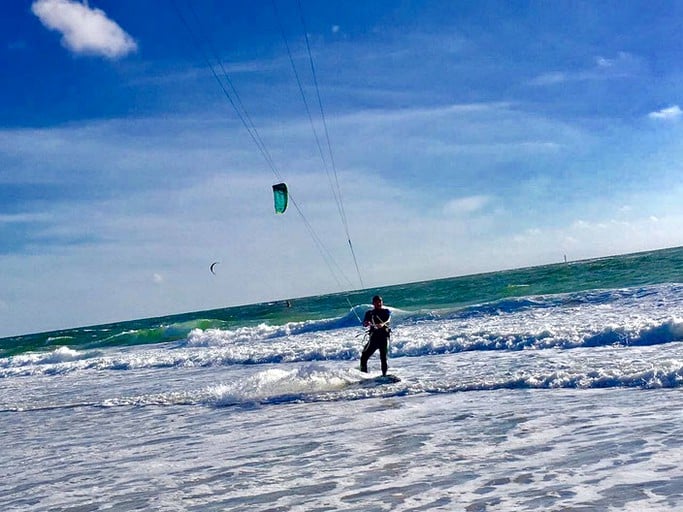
1,248 -> 683,511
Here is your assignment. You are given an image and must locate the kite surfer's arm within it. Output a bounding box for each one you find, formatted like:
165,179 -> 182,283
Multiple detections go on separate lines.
374,317 -> 390,329
375,309 -> 391,328
364,310 -> 390,329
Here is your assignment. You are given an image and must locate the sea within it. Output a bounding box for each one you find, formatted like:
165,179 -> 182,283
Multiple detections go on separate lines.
2,246 -> 683,511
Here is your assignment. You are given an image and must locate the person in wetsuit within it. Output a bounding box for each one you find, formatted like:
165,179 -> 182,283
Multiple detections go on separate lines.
360,295 -> 391,376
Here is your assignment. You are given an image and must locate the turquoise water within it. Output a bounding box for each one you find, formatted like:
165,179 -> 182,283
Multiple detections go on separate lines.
2,245 -> 682,358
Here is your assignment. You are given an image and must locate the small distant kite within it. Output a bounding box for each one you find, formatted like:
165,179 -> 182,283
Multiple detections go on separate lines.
210,261 -> 220,275
272,182 -> 288,214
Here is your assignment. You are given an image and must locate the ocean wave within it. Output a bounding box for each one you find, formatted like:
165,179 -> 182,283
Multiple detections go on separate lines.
0,318 -> 233,358
433,284 -> 683,322
425,360 -> 683,393
180,306 -> 389,348
421,317 -> 683,353
2,283 -> 681,378
2,315 -> 682,378
203,358 -> 683,404
2,346 -> 98,368
175,285 -> 683,356
205,365 -> 356,406
4,283 -> 680,360
83,319 -> 231,349
88,360 -> 683,410
4,356 -> 682,413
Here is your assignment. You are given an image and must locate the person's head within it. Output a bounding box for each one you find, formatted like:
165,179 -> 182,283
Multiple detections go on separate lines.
372,295 -> 383,308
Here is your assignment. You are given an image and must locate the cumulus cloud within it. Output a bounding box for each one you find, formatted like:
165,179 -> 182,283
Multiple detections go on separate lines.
648,105 -> 682,121
31,0 -> 137,59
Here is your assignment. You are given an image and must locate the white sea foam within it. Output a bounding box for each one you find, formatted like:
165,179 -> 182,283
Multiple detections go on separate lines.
2,345 -> 92,370
1,283 -> 683,510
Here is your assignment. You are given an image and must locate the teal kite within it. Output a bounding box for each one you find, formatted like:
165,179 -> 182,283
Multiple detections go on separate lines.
272,183 -> 288,214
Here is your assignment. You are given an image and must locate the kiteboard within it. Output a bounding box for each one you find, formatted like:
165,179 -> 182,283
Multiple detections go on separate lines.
374,374 -> 401,383
356,373 -> 401,386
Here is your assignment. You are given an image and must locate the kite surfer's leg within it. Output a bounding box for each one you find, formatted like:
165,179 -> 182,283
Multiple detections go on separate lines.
360,339 -> 378,373
379,339 -> 388,376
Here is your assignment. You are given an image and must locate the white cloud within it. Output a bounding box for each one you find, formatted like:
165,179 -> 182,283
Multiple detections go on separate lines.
0,213 -> 52,224
443,195 -> 491,216
530,52 -> 642,86
528,71 -> 567,86
511,214 -> 683,264
594,52 -> 637,70
648,105 -> 682,121
31,0 -> 137,59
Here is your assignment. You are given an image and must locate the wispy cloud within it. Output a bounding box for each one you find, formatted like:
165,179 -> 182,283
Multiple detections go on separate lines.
529,52 -> 642,86
0,213 -> 53,224
31,0 -> 137,59
442,195 -> 492,216
648,105 -> 682,121
528,71 -> 568,86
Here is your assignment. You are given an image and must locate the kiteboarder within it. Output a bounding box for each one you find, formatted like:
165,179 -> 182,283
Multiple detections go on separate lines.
360,295 -> 391,376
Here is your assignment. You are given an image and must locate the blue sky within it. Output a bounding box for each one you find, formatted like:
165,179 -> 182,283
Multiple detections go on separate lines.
2,0 -> 683,337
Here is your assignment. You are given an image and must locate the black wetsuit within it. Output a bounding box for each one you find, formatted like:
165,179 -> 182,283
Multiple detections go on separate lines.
360,307 -> 391,375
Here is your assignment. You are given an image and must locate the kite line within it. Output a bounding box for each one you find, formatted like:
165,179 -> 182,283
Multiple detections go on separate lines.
172,0 -> 365,311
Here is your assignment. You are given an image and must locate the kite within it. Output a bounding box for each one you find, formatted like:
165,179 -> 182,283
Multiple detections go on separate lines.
272,183 -> 288,214
210,261 -> 220,275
